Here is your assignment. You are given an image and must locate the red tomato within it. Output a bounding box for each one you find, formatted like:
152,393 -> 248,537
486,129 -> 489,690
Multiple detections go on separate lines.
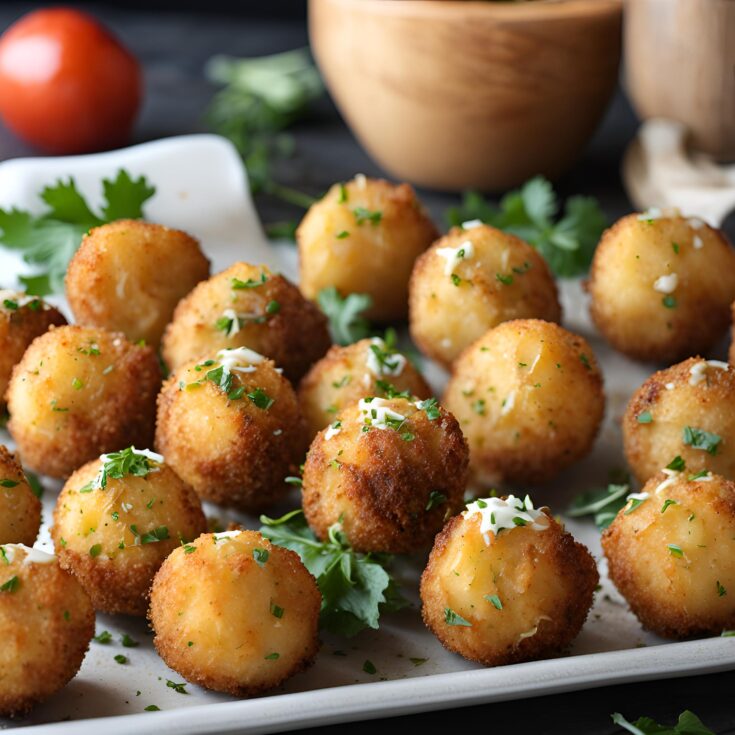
0,8 -> 142,154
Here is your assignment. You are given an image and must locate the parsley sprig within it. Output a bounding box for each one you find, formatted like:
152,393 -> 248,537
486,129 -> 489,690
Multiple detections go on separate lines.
567,483 -> 630,530
81,447 -> 160,493
0,170 -> 155,295
259,509 -> 407,637
611,709 -> 714,734
317,287 -> 373,346
445,176 -> 606,277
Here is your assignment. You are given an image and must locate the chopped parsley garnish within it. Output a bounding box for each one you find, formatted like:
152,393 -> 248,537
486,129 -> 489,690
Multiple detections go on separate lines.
472,399 -> 486,415
667,455 -> 686,472
0,479 -> 18,488
338,183 -> 348,203
264,652 -> 280,660
672,242 -> 680,254
89,544 -> 102,558
0,575 -> 19,593
336,230 -> 349,239
260,509 -> 407,636
682,426 -> 721,455
253,547 -> 269,567
166,680 -> 188,694
270,601 -> 285,618
317,287 -> 372,346
3,299 -> 17,310
362,659 -> 377,674
285,476 -> 303,486
183,544 -> 197,554
94,630 -> 112,644
410,657 -> 428,666
0,170 -> 155,295
0,547 -> 8,564
72,377 -> 84,390
25,472 -> 43,499
231,272 -> 267,289
227,386 -> 245,401
667,544 -> 684,558
624,496 -> 648,515
579,354 -> 591,370
114,654 -> 128,664
688,471 -> 710,481
144,705 -> 160,711
121,634 -> 139,648
637,411 -> 653,424
495,273 -> 513,286
661,499 -> 678,514
369,339 -> 404,374
416,397 -> 441,421
450,273 -> 462,287
717,581 -> 727,597
82,447 -> 161,492
444,608 -> 472,627
662,295 -> 677,309
247,387 -> 274,410
130,525 -> 169,545
266,299 -> 281,315
353,207 -> 382,226
484,594 -> 503,610
426,491 -> 447,511
375,380 -> 410,399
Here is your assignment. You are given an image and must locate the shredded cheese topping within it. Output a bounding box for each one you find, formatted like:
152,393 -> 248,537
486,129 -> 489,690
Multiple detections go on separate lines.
653,273 -> 678,294
365,338 -> 406,377
0,543 -> 55,565
689,360 -> 729,386
358,397 -> 406,430
464,495 -> 549,545
436,241 -> 474,277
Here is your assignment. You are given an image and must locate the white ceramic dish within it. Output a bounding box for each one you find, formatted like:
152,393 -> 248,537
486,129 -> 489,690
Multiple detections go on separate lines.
0,135 -> 733,735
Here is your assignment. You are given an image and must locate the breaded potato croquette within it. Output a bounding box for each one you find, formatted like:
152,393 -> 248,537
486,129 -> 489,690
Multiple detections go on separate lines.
588,212 -> 735,363
149,530 -> 321,696
421,495 -> 598,666
155,347 -> 305,511
409,224 -> 561,367
443,319 -> 605,485
603,469 -> 735,638
51,447 -> 206,615
0,291 -> 66,401
0,446 -> 40,546
162,262 -> 330,383
623,358 -> 735,484
65,219 -> 210,346
297,176 -> 438,321
302,395 -> 468,553
0,544 -> 94,716
298,336 -> 431,440
7,326 -> 161,478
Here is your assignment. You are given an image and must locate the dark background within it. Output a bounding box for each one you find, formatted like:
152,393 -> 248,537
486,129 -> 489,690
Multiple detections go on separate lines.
0,2 -> 733,733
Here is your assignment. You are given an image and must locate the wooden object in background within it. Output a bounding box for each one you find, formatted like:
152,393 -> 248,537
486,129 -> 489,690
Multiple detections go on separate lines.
309,0 -> 622,192
625,0 -> 735,161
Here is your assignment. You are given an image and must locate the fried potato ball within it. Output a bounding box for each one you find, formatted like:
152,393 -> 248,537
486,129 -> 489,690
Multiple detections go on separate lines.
421,495 -> 598,666
149,529 -> 320,696
51,447 -> 206,616
298,336 -> 431,440
588,212 -> 735,363
156,347 -> 305,511
443,319 -> 605,485
302,395 -> 468,553
161,262 -> 330,383
623,358 -> 735,484
0,446 -> 40,546
409,224 -> 561,367
7,325 -> 161,478
0,290 -> 66,401
0,544 -> 94,716
297,175 -> 439,321
603,469 -> 735,638
65,219 -> 210,347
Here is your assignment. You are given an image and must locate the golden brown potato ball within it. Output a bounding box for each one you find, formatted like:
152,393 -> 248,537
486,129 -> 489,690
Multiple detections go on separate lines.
0,291 -> 66,401
149,530 -> 320,696
588,212 -> 735,363
51,447 -> 206,616
7,325 -> 161,479
603,469 -> 735,638
0,544 -> 94,716
409,224 -> 561,367
421,495 -> 598,666
156,347 -> 305,511
297,175 -> 439,321
161,262 -> 330,383
298,336 -> 432,440
302,395 -> 468,553
623,358 -> 735,484
443,319 -> 605,485
0,445 -> 40,547
728,302 -> 735,365
65,219 -> 210,347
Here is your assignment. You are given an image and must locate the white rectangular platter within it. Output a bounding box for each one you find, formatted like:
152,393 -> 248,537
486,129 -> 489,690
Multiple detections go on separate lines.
1,135 -> 733,735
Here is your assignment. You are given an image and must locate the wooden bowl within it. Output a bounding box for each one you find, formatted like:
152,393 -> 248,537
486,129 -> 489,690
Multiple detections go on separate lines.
309,0 -> 622,191
625,0 -> 735,161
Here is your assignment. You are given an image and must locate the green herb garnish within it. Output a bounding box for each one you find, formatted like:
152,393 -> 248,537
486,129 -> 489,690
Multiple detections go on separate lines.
317,287 -> 373,346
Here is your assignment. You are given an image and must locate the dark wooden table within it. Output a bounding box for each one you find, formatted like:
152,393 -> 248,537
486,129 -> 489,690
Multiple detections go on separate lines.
0,4 -> 732,733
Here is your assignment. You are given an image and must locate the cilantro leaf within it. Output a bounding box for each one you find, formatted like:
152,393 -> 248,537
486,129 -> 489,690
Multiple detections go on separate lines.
317,287 -> 373,346
567,483 -> 630,530
445,176 -> 606,278
259,509 -> 407,636
611,710 -> 715,735
0,170 -> 155,295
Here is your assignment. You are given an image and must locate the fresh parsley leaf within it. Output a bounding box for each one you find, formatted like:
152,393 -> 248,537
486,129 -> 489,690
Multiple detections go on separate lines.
87,447 -> 161,491
247,387 -> 274,410
0,170 -> 155,295
567,483 -> 630,530
166,680 -> 188,694
93,630 -> 113,644
444,608 -> 472,627
682,426 -> 721,455
611,709 -> 715,735
259,509 -> 407,637
114,654 -> 128,665
317,287 -> 373,346
121,633 -> 139,648
445,176 -> 606,277
0,575 -> 19,593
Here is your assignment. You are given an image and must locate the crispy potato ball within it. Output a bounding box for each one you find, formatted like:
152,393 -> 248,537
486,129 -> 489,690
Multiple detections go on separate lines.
298,336 -> 431,440
65,219 -> 210,347
623,358 -> 735,484
588,212 -> 735,363
161,262 -> 330,383
7,325 -> 161,479
0,544 -> 94,716
0,290 -> 66,401
603,470 -> 735,638
302,395 -> 468,553
409,224 -> 561,367
0,446 -> 40,546
51,447 -> 206,616
297,175 -> 438,321
420,495 -> 598,665
149,530 -> 320,696
156,347 -> 305,511
443,319 -> 605,485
